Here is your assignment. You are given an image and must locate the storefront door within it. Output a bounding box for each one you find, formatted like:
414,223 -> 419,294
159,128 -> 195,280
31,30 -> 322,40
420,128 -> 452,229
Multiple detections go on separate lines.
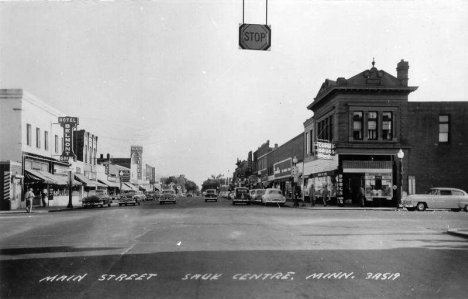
343,174 -> 363,205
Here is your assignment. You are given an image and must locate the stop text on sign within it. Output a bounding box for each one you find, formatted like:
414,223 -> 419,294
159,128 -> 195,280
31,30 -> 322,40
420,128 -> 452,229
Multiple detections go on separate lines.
239,24 -> 271,51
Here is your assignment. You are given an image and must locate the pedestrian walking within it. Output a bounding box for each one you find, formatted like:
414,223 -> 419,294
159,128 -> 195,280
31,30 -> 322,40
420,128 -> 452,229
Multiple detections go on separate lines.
25,188 -> 35,213
309,183 -> 315,206
321,183 -> 329,207
359,186 -> 365,207
41,188 -> 47,207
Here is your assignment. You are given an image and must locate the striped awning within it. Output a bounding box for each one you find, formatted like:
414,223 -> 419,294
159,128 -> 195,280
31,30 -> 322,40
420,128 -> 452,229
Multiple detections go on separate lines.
75,173 -> 107,187
25,169 -> 82,186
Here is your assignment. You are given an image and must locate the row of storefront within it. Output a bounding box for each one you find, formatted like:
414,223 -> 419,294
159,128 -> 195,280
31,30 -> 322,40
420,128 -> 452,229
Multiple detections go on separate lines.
236,60 -> 468,207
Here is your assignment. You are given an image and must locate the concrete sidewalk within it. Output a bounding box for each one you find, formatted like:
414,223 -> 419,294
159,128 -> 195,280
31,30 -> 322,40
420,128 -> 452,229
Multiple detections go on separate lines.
0,205 -> 82,214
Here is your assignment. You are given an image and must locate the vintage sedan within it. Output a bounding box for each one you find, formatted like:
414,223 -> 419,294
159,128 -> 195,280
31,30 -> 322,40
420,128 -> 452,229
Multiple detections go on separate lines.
204,189 -> 218,202
82,190 -> 113,208
232,187 -> 251,205
251,189 -> 266,204
159,189 -> 177,205
261,188 -> 286,206
118,190 -> 143,206
403,187 -> 468,211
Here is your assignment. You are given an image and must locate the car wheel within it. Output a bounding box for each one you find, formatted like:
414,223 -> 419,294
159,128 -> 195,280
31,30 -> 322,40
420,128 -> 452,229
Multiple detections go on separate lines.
125,203 -> 128,206
232,201 -> 235,205
464,205 -> 468,212
416,202 -> 426,211
119,204 -> 122,207
138,202 -> 141,205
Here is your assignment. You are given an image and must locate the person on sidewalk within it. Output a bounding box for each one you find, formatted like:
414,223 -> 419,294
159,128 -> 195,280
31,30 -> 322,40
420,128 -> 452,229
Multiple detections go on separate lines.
25,188 -> 35,213
41,189 -> 48,207
359,186 -> 365,207
309,183 -> 316,207
321,183 -> 329,207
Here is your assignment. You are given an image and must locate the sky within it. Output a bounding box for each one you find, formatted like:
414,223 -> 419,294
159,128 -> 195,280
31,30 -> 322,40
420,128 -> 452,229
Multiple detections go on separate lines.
1,0 -> 468,187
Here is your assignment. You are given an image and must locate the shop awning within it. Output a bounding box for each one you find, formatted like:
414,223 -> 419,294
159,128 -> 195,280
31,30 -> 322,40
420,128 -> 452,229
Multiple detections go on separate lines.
120,183 -> 132,191
124,183 -> 139,191
25,169 -> 57,184
48,173 -> 82,186
98,179 -> 121,189
25,169 -> 82,186
139,185 -> 150,191
342,161 -> 393,173
75,173 -> 107,188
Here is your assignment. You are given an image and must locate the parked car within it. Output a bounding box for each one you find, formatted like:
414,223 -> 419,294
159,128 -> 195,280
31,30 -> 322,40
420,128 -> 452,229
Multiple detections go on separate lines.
403,187 -> 468,211
204,189 -> 218,202
228,191 -> 235,200
82,190 -> 113,208
232,187 -> 251,205
261,188 -> 286,206
118,190 -> 143,206
159,189 -> 177,205
251,189 -> 266,204
145,191 -> 157,201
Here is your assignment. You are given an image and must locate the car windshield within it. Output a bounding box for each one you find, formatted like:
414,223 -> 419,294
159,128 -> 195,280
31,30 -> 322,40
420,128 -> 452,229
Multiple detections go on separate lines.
236,189 -> 248,195
206,190 -> 216,194
122,191 -> 136,195
163,190 -> 175,194
257,190 -> 266,195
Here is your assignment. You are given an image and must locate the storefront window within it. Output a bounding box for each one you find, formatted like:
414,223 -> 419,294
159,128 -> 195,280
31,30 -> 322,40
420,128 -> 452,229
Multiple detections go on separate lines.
367,112 -> 377,140
364,173 -> 392,199
353,112 -> 363,140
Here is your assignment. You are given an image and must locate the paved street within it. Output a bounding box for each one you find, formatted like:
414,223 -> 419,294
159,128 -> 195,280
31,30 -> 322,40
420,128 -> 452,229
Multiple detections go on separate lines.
1,197 -> 467,299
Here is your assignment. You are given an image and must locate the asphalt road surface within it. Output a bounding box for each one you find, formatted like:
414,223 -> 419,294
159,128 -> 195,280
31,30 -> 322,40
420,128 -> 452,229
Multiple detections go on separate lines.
1,196 -> 467,299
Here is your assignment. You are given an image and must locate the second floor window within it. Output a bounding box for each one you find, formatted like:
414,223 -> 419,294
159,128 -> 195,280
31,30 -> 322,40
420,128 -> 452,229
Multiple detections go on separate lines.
382,112 -> 393,140
55,135 -> 59,153
439,115 -> 449,142
26,124 -> 31,146
44,131 -> 49,151
353,112 -> 363,140
36,128 -> 41,148
367,112 -> 378,140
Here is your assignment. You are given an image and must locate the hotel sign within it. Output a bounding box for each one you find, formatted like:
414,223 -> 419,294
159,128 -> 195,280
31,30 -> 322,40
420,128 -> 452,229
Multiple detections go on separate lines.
58,116 -> 79,162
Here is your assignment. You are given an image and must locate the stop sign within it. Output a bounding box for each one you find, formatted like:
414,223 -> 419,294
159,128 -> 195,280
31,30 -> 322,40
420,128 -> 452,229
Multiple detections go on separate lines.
239,24 -> 271,51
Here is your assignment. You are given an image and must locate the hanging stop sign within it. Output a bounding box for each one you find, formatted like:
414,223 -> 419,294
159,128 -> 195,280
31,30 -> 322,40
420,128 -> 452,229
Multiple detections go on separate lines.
239,24 -> 271,51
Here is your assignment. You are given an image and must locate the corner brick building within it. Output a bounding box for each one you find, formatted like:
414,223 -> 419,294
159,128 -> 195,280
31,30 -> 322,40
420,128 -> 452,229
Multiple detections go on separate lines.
304,59 -> 468,207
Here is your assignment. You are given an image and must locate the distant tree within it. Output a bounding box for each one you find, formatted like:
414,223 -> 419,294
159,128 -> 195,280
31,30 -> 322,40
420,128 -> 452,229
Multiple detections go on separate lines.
201,174 -> 225,191
185,180 -> 197,193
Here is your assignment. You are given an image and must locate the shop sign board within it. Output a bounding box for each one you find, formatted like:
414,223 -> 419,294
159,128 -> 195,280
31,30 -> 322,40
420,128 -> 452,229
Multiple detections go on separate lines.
274,158 -> 292,179
239,24 -> 271,51
315,141 -> 336,160
58,116 -> 79,162
120,170 -> 130,182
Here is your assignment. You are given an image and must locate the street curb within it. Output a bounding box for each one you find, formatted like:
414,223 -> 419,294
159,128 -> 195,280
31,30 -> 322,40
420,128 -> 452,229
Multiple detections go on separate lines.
48,207 -> 84,213
283,204 -> 398,211
447,228 -> 468,239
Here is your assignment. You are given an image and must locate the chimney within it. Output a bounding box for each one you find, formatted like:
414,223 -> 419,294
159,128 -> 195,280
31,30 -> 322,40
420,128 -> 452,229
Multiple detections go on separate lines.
275,144 -> 278,149
100,154 -> 103,160
396,59 -> 409,86
107,153 -> 110,160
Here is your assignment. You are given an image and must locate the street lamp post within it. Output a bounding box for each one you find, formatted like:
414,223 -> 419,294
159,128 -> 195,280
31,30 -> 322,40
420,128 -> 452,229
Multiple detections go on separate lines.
397,149 -> 404,208
119,171 -> 123,196
292,156 -> 299,207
